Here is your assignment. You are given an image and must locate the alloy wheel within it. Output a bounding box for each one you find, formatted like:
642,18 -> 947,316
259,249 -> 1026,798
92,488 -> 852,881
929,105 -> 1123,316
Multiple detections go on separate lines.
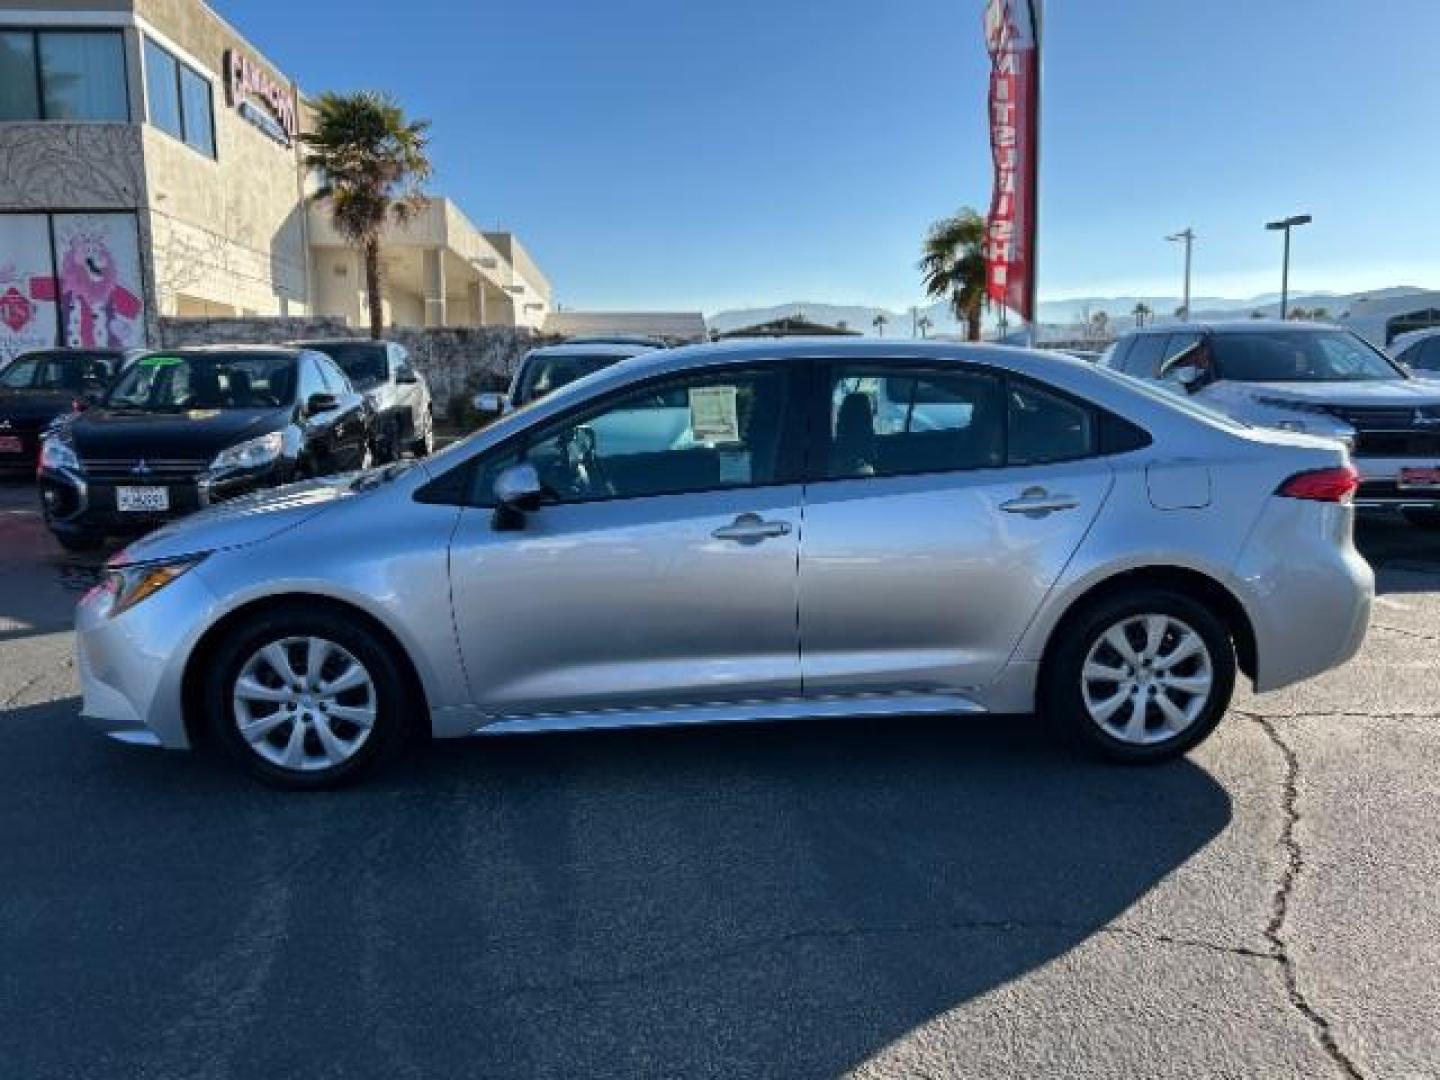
232,636 -> 377,772
1080,614 -> 1214,746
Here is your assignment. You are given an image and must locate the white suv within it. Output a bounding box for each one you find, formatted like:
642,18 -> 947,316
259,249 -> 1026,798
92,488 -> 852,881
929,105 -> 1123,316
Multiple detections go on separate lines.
1104,320 -> 1440,528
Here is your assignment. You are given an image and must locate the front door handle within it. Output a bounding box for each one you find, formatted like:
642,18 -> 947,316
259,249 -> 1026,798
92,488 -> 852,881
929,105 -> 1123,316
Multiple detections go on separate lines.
712,513 -> 792,543
999,487 -> 1081,516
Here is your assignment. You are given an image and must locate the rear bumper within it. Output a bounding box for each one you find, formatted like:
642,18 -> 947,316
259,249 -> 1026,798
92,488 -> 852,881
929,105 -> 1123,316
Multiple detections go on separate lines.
1232,499 -> 1373,692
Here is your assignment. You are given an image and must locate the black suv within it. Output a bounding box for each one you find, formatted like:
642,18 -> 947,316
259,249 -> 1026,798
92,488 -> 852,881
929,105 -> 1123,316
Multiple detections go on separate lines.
39,346 -> 373,550
295,340 -> 434,462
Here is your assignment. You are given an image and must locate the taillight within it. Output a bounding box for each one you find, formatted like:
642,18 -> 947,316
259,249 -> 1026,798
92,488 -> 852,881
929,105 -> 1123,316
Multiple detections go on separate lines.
1277,465 -> 1360,503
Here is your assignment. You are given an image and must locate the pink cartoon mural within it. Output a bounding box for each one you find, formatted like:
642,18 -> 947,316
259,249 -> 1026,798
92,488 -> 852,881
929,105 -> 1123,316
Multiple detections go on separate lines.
54,217 -> 143,349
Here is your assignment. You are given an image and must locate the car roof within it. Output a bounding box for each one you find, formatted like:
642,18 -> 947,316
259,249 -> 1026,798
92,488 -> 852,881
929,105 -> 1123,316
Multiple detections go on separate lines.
138,345 -> 306,358
525,341 -> 660,359
1391,327 -> 1440,351
1120,319 -> 1340,337
290,339 -> 388,349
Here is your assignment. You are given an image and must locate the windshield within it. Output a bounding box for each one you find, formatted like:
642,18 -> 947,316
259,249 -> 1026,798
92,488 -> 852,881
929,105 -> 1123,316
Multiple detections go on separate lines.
515,353 -> 628,405
1212,330 -> 1402,382
106,353 -> 297,412
0,352 -> 116,392
304,343 -> 387,388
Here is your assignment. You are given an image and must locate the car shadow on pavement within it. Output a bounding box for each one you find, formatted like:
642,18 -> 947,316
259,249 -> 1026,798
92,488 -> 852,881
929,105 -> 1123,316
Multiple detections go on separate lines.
0,478 -> 109,644
2,699 -> 1231,1079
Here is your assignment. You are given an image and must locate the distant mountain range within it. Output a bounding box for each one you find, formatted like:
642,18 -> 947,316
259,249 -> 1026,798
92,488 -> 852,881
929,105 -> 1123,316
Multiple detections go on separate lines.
708,287 -> 1437,338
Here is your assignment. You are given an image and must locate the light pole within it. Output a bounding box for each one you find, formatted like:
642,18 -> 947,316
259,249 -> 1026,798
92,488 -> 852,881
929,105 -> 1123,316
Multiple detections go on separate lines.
1265,214 -> 1312,319
1166,228 -> 1195,320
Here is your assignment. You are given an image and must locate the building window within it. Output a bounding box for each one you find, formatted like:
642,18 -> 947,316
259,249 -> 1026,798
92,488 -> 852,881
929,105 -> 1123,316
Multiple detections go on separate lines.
143,36 -> 215,157
0,29 -> 128,121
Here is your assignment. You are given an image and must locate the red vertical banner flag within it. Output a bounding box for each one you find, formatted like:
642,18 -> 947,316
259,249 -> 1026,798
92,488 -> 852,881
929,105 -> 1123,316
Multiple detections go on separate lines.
984,0 -> 1040,322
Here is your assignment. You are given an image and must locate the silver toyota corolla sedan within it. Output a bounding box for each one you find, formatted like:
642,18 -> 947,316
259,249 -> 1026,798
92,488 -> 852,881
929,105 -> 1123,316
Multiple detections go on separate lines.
76,339 -> 1374,788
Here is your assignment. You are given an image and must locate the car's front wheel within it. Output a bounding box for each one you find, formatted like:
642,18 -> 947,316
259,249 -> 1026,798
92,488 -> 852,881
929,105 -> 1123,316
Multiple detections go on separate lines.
203,608 -> 412,789
1043,589 -> 1236,763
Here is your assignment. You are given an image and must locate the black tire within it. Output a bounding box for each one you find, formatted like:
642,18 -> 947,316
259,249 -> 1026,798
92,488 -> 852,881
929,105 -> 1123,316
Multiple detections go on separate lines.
375,419 -> 400,464
202,607 -> 414,790
410,416 -> 434,458
53,530 -> 104,553
1041,587 -> 1237,764
1403,509 -> 1440,530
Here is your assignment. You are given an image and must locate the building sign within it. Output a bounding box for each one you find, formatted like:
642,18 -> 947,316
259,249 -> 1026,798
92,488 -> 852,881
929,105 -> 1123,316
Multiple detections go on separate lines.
0,216 -> 57,363
984,0 -> 1041,322
225,49 -> 298,147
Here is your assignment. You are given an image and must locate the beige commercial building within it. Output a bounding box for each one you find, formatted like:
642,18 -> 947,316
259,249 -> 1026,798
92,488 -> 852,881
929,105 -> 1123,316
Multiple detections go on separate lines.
0,0 -> 551,362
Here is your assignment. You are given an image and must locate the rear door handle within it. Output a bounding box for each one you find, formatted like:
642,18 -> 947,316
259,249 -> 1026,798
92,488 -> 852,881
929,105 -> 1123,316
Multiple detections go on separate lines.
999,488 -> 1081,515
712,513 -> 792,543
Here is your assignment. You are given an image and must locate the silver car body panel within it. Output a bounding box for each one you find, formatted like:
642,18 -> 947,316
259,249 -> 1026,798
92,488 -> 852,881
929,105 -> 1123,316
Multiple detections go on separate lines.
75,339 -> 1374,749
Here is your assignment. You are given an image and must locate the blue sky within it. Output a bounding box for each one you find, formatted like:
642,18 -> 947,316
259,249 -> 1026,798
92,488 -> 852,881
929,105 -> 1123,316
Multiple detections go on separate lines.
220,0 -> 1440,312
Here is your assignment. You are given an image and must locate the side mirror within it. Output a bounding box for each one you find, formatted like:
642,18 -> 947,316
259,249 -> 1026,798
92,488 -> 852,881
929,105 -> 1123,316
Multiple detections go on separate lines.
1158,342 -> 1209,392
492,463 -> 543,529
474,391 -> 508,417
305,391 -> 338,417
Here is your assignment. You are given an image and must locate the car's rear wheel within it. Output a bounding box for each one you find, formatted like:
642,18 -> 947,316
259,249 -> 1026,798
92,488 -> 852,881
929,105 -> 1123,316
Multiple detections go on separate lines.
1403,509 -> 1440,530
203,608 -> 412,789
1043,589 -> 1236,763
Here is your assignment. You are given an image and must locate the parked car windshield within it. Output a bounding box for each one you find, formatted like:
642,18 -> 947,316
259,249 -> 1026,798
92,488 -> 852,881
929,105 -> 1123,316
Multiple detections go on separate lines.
303,342 -> 387,389
1212,331 -> 1403,382
0,352 -> 117,391
516,353 -> 629,404
105,353 -> 297,411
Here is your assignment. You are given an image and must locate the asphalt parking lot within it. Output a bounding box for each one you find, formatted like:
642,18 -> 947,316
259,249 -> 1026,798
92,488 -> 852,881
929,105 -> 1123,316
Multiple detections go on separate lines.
1,477 -> 1437,1080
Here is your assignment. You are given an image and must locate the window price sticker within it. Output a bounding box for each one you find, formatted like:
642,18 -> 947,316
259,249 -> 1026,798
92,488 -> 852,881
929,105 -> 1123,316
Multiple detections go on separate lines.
688,385 -> 740,442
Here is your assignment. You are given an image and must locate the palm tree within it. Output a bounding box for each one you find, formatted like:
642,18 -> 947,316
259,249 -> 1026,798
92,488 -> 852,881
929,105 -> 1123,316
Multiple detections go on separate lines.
303,91 -> 432,339
1091,310 -> 1110,340
917,315 -> 934,339
1131,301 -> 1152,328
872,312 -> 889,337
919,208 -> 987,341
1173,304 -> 1188,321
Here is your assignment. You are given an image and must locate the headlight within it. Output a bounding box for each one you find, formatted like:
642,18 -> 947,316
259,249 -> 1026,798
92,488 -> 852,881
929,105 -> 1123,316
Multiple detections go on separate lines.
92,554 -> 207,618
39,436 -> 79,472
209,431 -> 284,472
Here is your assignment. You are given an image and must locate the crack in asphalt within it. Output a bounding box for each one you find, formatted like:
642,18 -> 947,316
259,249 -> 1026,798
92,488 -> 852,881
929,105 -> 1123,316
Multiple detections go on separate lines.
491,920 -> 1279,999
1,655 -> 73,710
1243,711 -> 1367,1080
1372,621 -> 1440,645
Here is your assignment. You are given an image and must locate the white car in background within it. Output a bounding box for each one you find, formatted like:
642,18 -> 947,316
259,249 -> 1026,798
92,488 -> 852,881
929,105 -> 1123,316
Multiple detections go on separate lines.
1390,327 -> 1440,380
474,338 -> 664,418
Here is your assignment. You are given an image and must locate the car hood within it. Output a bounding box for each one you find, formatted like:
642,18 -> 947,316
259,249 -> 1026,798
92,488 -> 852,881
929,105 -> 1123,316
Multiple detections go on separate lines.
113,474 -> 363,564
1216,379 -> 1440,409
70,406 -> 288,461
0,387 -> 80,428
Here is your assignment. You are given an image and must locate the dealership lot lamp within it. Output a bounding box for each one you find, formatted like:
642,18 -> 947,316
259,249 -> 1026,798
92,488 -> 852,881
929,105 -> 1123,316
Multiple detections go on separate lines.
1266,214 -> 1312,320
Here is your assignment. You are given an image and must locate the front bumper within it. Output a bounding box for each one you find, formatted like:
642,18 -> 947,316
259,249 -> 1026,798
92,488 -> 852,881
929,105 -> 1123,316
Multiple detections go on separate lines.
40,462 -> 286,536
75,564 -> 221,749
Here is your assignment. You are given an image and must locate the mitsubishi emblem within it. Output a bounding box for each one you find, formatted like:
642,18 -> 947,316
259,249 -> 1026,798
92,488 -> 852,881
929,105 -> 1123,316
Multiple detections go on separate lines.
132,459 -> 152,476
0,419 -> 11,430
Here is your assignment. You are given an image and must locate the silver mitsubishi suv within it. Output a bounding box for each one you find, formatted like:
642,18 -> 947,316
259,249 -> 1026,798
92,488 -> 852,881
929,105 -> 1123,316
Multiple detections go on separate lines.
1104,320 -> 1440,528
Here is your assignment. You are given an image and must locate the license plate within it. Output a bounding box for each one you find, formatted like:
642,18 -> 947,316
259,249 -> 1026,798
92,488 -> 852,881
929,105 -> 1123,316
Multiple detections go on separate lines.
116,486 -> 170,513
1398,467 -> 1440,491
0,436 -> 21,455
